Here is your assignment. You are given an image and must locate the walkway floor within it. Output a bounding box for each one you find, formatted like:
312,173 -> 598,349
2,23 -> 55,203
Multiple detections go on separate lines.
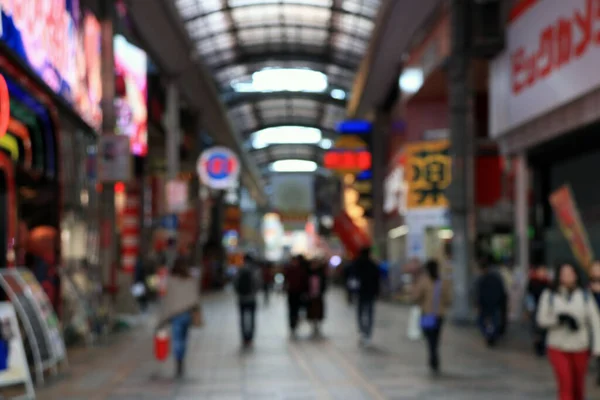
38,289 -> 600,399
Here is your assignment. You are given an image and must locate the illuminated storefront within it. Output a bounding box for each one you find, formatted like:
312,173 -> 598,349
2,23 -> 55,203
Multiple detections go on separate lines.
0,1 -> 103,341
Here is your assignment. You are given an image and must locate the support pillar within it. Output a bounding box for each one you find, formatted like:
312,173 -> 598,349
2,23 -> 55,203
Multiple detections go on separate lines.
372,112 -> 387,260
515,153 -> 529,275
99,1 -> 117,304
165,85 -> 181,182
449,0 -> 476,322
164,84 -> 181,266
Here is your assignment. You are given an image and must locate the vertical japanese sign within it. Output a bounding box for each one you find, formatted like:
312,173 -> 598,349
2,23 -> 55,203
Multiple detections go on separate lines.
405,140 -> 451,209
549,185 -> 594,270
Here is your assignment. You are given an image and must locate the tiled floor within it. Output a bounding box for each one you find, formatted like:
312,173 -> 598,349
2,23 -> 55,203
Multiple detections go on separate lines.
38,289 -> 600,399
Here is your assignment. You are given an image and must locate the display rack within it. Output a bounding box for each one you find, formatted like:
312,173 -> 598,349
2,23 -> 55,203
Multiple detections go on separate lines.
0,269 -> 67,386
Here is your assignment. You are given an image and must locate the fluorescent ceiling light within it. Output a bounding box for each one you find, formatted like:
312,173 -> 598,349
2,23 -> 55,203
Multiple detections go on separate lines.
251,126 -> 322,149
319,138 -> 333,149
399,68 -> 424,94
232,68 -> 328,93
270,159 -> 318,173
330,89 -> 346,100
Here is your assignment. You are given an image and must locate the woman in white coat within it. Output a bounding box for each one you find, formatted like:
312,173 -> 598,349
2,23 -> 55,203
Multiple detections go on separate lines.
537,262 -> 600,400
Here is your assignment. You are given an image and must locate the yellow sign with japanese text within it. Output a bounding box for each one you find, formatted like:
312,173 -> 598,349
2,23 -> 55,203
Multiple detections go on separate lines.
405,140 -> 451,209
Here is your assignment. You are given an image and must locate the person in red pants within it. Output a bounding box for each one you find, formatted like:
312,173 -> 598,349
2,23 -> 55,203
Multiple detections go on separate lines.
537,262 -> 600,400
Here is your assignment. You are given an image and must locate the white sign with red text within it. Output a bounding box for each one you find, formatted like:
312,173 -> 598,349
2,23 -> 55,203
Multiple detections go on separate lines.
490,0 -> 600,138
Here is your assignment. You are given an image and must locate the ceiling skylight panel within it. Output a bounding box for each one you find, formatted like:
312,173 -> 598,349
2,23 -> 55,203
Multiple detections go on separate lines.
175,0 -> 202,19
232,5 -> 279,28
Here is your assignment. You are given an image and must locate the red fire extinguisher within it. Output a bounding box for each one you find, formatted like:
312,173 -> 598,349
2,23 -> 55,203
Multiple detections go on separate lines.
154,329 -> 170,362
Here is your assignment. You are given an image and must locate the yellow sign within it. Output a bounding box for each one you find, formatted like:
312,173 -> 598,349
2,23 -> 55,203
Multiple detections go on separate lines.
405,140 -> 451,209
334,135 -> 366,149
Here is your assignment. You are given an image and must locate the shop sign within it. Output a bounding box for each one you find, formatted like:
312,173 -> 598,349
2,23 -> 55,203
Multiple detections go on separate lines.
405,140 -> 451,209
0,2 -> 102,130
324,150 -> 371,173
97,135 -> 131,183
490,0 -> 600,138
324,134 -> 371,174
114,35 -> 148,156
166,179 -> 188,213
197,146 -> 240,190
384,166 -> 407,216
549,185 -> 594,270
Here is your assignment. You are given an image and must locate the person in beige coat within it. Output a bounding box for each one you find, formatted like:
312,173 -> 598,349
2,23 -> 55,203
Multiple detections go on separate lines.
537,262 -> 600,400
412,259 -> 452,374
156,257 -> 200,378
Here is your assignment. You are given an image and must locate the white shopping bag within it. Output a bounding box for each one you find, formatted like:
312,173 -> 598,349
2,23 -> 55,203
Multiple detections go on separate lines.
407,305 -> 423,341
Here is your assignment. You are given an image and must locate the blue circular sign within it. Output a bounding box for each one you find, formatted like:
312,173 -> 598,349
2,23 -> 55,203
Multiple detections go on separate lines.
197,147 -> 240,189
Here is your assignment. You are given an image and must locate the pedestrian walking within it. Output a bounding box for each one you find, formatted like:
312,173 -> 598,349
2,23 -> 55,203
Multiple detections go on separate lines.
262,261 -> 274,306
413,259 -> 452,374
307,259 -> 327,337
353,247 -> 380,347
526,264 -> 551,356
589,261 -> 600,385
156,257 -> 201,378
475,259 -> 507,347
234,254 -> 261,348
537,262 -> 600,400
284,255 -> 309,338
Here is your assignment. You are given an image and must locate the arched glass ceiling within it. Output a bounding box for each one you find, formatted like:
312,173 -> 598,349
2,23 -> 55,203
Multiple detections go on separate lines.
228,100 -> 347,137
174,0 -> 381,169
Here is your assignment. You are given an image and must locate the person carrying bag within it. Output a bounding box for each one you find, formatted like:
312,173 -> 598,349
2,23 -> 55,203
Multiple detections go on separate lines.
413,260 -> 451,374
156,257 -> 202,378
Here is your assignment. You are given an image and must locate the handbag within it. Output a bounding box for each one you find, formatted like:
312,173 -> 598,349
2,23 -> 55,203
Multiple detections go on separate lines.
420,280 -> 442,330
154,329 -> 170,362
407,305 -> 423,341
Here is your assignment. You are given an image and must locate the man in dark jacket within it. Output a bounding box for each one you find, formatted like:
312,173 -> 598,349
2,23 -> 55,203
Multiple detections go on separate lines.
354,247 -> 380,346
235,254 -> 262,347
475,259 -> 507,347
284,255 -> 309,339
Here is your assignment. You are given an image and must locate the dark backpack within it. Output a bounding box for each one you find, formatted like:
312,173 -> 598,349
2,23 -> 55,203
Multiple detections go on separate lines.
236,268 -> 253,296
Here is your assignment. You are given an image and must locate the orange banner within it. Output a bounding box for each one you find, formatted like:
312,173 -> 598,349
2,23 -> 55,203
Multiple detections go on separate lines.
549,185 -> 594,270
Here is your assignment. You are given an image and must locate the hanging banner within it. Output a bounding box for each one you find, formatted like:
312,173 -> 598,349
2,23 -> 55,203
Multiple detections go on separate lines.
405,140 -> 451,209
98,135 -> 132,183
166,179 -> 189,213
333,211 -> 371,258
197,147 -> 240,190
271,174 -> 314,216
549,185 -> 594,270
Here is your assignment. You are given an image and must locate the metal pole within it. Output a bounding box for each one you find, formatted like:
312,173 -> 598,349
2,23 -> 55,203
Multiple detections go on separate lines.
164,83 -> 180,266
515,153 -> 529,275
166,84 -> 180,182
449,0 -> 476,322
99,1 -> 117,307
372,111 -> 387,260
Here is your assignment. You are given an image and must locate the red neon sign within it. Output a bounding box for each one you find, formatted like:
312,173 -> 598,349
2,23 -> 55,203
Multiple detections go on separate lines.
324,150 -> 372,171
511,0 -> 598,95
0,74 -> 9,138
